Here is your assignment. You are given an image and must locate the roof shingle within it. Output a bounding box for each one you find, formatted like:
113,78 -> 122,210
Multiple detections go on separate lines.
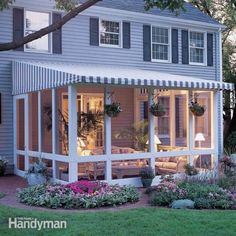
86,0 -> 221,26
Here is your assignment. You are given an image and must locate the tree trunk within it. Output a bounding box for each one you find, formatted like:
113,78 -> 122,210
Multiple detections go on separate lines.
0,0 -> 101,51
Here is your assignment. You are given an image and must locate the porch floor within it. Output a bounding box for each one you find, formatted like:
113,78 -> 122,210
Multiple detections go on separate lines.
0,175 -> 149,212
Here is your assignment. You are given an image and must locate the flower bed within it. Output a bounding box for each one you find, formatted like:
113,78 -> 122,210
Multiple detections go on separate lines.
147,177 -> 236,209
17,180 -> 139,209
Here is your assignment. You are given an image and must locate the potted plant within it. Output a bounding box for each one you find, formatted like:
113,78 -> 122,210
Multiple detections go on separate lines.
149,102 -> 166,117
105,102 -> 122,117
25,160 -> 48,186
189,95 -> 206,116
0,156 -> 8,176
184,164 -> 199,176
140,166 -> 155,187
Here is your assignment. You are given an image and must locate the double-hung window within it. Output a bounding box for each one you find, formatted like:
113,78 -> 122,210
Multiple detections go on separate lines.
189,31 -> 205,64
25,11 -> 50,52
152,27 -> 170,61
99,20 -> 121,47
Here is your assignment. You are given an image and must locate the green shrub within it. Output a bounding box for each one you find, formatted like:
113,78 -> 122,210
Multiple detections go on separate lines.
218,175 -> 236,192
179,182 -> 220,199
17,181 -> 139,209
148,179 -> 236,209
148,179 -> 187,206
227,131 -> 236,149
184,164 -> 198,176
0,192 -> 5,199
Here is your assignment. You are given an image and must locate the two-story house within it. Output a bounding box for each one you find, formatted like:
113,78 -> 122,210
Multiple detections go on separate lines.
0,0 -> 234,185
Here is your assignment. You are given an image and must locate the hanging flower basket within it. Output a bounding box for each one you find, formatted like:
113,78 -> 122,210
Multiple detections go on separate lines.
190,103 -> 206,116
149,102 -> 166,117
105,102 -> 122,117
189,95 -> 206,117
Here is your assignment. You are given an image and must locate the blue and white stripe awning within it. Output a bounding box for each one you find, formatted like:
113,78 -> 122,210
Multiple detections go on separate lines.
12,60 -> 234,95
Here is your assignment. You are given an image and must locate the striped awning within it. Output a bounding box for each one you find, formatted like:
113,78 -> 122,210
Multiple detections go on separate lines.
12,60 -> 234,95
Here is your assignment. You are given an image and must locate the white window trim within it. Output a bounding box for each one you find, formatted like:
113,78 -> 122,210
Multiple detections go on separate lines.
24,9 -> 52,54
99,19 -> 122,48
151,25 -> 172,63
189,30 -> 207,66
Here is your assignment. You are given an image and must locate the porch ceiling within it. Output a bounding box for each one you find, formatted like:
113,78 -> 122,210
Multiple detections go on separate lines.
12,60 -> 234,95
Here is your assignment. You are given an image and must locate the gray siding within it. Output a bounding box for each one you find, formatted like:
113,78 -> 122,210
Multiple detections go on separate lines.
0,0 -> 220,163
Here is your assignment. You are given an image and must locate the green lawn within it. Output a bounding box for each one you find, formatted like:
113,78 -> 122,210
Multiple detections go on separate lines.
0,205 -> 236,236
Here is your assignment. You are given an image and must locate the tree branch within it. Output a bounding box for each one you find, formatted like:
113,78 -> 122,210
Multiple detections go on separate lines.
0,0 -> 101,51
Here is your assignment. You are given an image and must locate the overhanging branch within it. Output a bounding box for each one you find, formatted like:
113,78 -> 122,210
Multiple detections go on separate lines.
0,0 -> 101,51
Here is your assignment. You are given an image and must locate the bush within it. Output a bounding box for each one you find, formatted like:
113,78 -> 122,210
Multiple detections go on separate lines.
227,131 -> 236,149
184,164 -> 199,176
149,179 -> 187,206
148,178 -> 236,209
17,181 -> 139,209
218,175 -> 236,192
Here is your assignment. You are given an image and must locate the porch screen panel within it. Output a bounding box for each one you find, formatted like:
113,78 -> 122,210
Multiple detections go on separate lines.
111,88 -> 149,154
76,86 -> 105,156
28,92 -> 38,151
56,87 -> 69,156
16,99 -> 25,150
175,93 -> 188,148
41,90 -> 53,153
193,91 -> 213,149
154,90 -> 188,152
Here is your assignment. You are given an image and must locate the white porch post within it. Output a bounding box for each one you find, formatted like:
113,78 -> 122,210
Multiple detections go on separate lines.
213,91 -> 220,176
24,94 -> 29,171
189,90 -> 194,165
38,91 -> 42,153
148,88 -> 155,170
52,89 -> 57,179
105,87 -> 112,182
68,85 -> 78,182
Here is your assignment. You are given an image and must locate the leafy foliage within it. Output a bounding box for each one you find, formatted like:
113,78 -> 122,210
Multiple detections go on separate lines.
144,0 -> 186,14
26,161 -> 48,176
150,102 -> 166,117
17,181 -> 139,209
140,166 -> 155,179
148,177 -> 236,209
227,131 -> 236,148
114,120 -> 149,151
184,164 -> 199,176
105,102 -> 122,117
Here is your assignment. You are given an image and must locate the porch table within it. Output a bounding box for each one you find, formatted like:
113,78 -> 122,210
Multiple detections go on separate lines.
113,165 -> 142,179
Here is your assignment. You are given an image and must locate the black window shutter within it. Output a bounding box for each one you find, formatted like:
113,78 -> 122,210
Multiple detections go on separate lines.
52,13 -> 62,54
207,33 -> 213,66
182,30 -> 189,64
143,25 -> 151,61
90,17 -> 99,46
13,8 -> 24,51
123,22 -> 130,49
172,28 -> 178,63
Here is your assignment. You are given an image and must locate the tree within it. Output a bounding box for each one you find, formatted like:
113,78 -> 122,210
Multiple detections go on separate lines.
0,0 -> 102,51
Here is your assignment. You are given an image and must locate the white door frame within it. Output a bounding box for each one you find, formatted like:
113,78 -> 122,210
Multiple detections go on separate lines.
13,94 -> 29,177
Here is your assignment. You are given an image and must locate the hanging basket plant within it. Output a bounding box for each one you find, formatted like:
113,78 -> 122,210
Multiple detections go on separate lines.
105,102 -> 122,117
150,102 -> 166,117
189,95 -> 206,117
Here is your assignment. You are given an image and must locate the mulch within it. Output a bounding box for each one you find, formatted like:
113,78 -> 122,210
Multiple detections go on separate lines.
0,175 -> 150,213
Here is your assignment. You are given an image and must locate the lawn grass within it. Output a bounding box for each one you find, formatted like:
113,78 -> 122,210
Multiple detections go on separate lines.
0,192 -> 5,199
0,205 -> 236,236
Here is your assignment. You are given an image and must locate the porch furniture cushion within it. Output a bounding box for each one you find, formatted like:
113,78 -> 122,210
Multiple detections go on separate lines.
155,156 -> 187,174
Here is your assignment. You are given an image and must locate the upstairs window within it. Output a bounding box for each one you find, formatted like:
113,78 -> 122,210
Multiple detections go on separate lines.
189,31 -> 205,64
152,27 -> 170,62
25,11 -> 50,52
99,20 -> 121,47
